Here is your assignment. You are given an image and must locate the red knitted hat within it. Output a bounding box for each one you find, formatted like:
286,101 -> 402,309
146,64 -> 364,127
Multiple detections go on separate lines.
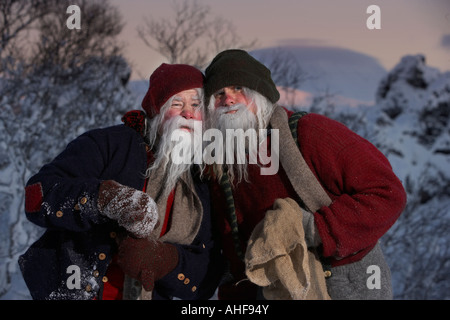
141,63 -> 204,118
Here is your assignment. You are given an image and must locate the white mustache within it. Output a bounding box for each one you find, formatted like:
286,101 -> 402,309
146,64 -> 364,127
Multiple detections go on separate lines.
216,103 -> 247,116
167,116 -> 199,132
177,118 -> 195,130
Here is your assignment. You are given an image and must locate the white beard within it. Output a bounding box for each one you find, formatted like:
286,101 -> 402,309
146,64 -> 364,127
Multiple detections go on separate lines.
147,116 -> 201,195
208,103 -> 258,183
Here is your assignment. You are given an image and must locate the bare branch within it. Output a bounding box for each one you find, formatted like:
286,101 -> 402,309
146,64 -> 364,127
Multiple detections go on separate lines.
137,0 -> 257,68
257,48 -> 310,108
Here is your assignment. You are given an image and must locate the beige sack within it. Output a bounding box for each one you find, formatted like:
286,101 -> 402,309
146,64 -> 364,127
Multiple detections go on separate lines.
245,198 -> 331,300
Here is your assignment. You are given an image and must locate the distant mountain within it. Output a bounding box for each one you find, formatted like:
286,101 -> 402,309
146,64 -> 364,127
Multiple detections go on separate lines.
250,45 -> 387,106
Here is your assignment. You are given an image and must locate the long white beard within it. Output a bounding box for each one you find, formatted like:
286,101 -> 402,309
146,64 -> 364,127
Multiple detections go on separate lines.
147,116 -> 201,195
208,103 -> 258,183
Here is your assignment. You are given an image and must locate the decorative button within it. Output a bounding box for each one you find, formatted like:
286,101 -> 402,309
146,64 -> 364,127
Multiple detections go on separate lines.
109,231 -> 117,239
102,276 -> 108,283
85,284 -> 92,292
98,253 -> 106,260
74,204 -> 80,211
93,270 -> 100,278
184,278 -> 190,285
324,270 -> 332,278
191,286 -> 197,292
80,197 -> 88,205
56,210 -> 63,218
177,273 -> 185,281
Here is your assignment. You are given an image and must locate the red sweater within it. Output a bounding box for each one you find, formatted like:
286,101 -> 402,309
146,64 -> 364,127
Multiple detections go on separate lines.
211,111 -> 407,299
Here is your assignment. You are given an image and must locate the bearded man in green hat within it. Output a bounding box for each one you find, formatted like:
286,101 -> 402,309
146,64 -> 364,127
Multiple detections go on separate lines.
204,49 -> 406,300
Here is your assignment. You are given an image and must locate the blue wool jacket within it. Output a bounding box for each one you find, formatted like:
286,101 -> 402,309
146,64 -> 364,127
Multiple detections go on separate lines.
19,124 -> 223,300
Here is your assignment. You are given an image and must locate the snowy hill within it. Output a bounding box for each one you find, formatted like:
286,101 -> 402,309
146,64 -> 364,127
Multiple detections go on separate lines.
305,54 -> 450,299
370,56 -> 450,299
251,45 -> 387,106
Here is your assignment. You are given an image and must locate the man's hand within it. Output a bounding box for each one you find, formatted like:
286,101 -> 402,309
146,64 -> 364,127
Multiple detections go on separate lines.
117,237 -> 179,291
98,180 -> 159,238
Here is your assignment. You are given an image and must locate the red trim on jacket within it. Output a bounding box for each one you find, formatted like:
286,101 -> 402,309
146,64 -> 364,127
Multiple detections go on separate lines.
25,183 -> 44,213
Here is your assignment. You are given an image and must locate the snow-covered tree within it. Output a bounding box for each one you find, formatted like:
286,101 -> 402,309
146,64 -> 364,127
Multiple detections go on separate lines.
317,55 -> 450,299
0,0 -> 134,298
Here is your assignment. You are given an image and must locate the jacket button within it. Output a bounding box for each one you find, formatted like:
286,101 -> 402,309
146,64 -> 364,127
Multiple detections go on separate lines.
80,197 -> 88,205
109,231 -> 117,239
85,284 -> 92,292
191,286 -> 197,292
56,211 -> 63,218
102,276 -> 108,283
74,204 -> 80,211
98,253 -> 106,261
93,270 -> 100,278
183,278 -> 190,285
177,273 -> 185,281
324,270 -> 332,278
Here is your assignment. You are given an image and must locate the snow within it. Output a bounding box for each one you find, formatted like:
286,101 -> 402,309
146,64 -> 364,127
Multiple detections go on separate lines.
257,48 -> 450,299
101,187 -> 159,239
305,53 -> 450,299
1,45 -> 449,299
0,54 -> 135,300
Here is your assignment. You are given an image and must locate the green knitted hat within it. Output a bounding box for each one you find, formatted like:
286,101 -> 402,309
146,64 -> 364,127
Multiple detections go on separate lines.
204,49 -> 280,104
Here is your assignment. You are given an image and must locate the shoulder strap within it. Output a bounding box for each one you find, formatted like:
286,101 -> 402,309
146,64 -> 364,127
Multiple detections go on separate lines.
288,111 -> 308,147
274,107 -> 333,274
270,106 -> 332,212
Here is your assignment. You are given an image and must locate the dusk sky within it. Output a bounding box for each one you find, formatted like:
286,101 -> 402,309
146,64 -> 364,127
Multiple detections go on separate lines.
110,0 -> 450,80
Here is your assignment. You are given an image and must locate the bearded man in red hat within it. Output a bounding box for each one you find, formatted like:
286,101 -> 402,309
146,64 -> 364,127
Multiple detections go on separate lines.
19,63 -> 223,300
